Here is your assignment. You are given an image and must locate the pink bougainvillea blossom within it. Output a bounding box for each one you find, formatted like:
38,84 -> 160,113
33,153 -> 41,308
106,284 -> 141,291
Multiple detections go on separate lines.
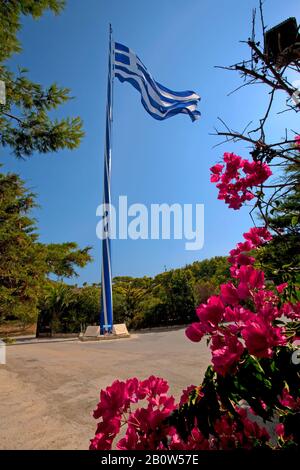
184,224 -> 292,371
185,321 -> 205,342
241,318 -> 286,358
210,163 -> 224,182
210,152 -> 272,209
90,376 -> 177,451
279,388 -> 300,410
211,333 -> 244,376
179,385 -> 200,407
276,282 -> 288,294
275,423 -> 285,438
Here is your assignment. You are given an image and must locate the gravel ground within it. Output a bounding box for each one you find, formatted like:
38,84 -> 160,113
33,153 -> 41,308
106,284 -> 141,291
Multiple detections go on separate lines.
0,328 -> 210,449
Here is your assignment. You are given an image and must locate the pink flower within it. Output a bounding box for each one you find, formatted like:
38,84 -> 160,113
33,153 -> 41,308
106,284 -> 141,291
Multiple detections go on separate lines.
253,289 -> 279,312
220,282 -> 239,305
210,164 -> 224,182
237,266 -> 265,294
179,385 -> 195,406
117,425 -> 139,450
93,380 -> 128,420
179,385 -> 203,407
89,418 -> 121,450
228,228 -> 272,277
211,334 -> 244,376
242,319 -> 286,358
196,295 -> 224,326
211,153 -> 272,210
185,322 -> 205,342
276,282 -> 288,294
223,306 -> 252,323
243,227 -> 272,246
89,432 -> 113,450
235,252 -> 255,266
275,423 -> 285,437
141,376 -> 169,398
279,388 -> 300,409
237,411 -> 270,444
237,281 -> 250,300
91,376 -> 178,450
186,427 -> 210,450
241,321 -> 269,357
280,301 -> 300,320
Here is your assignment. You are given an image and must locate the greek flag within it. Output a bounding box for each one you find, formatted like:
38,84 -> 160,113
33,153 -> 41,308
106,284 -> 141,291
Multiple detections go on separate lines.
113,42 -> 201,121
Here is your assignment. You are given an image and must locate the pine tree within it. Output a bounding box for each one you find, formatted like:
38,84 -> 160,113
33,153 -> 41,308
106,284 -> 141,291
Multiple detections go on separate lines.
0,0 -> 84,158
0,169 -> 92,325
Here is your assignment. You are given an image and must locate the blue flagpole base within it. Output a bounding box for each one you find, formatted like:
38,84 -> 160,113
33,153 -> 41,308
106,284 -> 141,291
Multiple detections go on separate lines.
100,324 -> 113,335
80,323 -> 129,341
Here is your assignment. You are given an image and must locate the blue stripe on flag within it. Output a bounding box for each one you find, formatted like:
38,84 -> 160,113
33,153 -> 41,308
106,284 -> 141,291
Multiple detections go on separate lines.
115,42 -> 129,53
115,52 -> 130,65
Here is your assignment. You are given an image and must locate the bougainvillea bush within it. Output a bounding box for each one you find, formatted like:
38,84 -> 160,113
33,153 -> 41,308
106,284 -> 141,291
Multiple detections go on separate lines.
90,141 -> 300,450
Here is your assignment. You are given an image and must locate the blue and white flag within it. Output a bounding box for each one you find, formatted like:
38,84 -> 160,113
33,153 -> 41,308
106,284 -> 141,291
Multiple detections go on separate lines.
113,42 -> 200,122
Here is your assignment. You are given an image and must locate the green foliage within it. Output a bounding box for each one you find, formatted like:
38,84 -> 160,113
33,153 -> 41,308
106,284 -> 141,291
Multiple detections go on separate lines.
0,169 -> 92,325
111,258 -> 230,330
255,164 -> 300,293
0,0 -> 65,63
0,0 -> 84,158
193,279 -> 219,305
34,256 -> 231,334
187,256 -> 230,285
113,276 -> 152,324
0,171 -> 44,323
43,242 -> 92,278
37,282 -> 100,333
152,269 -> 196,326
39,282 -> 76,332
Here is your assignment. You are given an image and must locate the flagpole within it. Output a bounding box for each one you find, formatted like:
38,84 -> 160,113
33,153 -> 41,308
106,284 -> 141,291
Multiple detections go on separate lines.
100,24 -> 114,334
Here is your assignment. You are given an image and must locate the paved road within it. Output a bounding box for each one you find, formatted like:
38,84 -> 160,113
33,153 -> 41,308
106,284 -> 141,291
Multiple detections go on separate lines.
0,328 -> 210,449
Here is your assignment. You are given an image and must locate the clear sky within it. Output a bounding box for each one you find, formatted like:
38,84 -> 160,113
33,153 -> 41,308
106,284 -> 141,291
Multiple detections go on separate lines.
2,0 -> 299,284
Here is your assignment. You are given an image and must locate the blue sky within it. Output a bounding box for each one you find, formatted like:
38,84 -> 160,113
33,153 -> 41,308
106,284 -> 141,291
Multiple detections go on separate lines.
2,0 -> 299,284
